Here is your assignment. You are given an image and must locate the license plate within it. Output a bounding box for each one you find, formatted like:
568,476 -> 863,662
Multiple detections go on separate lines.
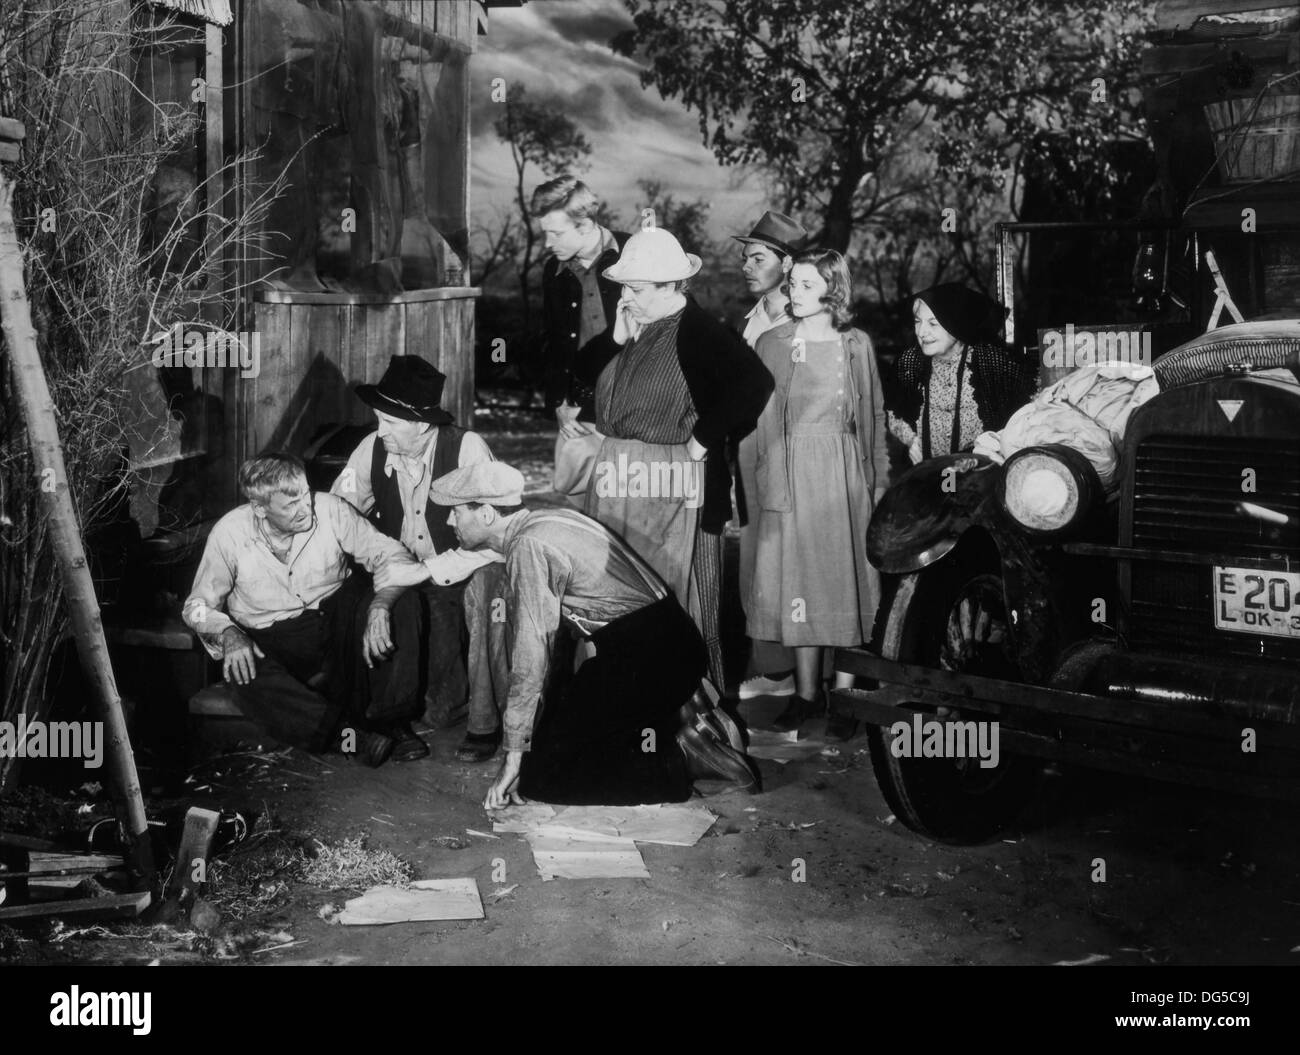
1213,567 -> 1300,639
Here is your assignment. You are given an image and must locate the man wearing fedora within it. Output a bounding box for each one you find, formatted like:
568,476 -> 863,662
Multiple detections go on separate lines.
733,210 -> 809,703
402,459 -> 762,806
331,355 -> 509,763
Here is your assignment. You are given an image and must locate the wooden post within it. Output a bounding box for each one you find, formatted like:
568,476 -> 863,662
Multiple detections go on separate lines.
0,120 -> 155,894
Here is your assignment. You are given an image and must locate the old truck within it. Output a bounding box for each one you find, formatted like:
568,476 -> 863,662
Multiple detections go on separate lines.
834,320 -> 1299,843
832,1 -> 1300,843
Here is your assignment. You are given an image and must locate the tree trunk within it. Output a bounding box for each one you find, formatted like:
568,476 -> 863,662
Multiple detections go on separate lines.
819,151 -> 868,254
0,169 -> 155,892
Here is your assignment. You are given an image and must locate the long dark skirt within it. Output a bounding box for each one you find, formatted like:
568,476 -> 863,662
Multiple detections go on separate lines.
517,595 -> 704,805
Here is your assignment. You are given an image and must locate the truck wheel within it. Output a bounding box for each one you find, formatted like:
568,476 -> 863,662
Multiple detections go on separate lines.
866,560 -> 1042,844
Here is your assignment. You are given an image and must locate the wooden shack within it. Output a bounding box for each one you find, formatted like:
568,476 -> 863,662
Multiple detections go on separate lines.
132,0 -> 507,518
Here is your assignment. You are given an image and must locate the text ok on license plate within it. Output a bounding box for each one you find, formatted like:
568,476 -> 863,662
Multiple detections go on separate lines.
1213,567 -> 1300,639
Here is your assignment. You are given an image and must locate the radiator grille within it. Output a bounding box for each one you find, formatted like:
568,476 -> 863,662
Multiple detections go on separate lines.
1128,435 -> 1300,664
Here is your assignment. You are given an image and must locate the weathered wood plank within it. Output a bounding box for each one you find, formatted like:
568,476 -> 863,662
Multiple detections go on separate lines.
365,302 -> 406,387
168,807 -> 220,903
251,301 -> 288,456
0,889 -> 151,923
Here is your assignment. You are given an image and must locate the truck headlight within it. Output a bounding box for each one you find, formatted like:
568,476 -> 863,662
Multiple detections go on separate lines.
999,445 -> 1101,535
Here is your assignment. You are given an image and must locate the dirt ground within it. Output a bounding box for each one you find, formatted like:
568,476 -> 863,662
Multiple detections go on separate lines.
4,407 -> 1297,966
7,702 -> 1298,967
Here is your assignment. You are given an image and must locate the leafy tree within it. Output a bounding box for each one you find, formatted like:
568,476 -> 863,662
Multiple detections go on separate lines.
614,0 -> 1151,257
492,84 -> 592,326
635,178 -> 712,257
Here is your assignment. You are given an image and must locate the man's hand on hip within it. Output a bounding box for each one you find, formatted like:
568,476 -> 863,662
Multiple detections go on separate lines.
484,750 -> 526,809
362,605 -> 395,668
221,627 -> 265,686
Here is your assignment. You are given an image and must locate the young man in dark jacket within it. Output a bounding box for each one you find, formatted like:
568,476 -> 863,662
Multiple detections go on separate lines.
531,175 -> 629,427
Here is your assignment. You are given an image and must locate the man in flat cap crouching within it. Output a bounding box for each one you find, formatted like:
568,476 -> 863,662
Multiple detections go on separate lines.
382,460 -> 762,806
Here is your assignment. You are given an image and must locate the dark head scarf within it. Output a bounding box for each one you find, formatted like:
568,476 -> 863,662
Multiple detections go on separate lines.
889,285 -> 1034,454
912,283 -> 1007,346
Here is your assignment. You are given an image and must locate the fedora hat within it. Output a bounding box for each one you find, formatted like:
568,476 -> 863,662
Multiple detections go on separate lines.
733,210 -> 808,258
603,228 -> 702,283
356,355 -> 454,425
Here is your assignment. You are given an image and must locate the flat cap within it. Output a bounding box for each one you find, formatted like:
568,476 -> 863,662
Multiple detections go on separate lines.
429,461 -> 525,507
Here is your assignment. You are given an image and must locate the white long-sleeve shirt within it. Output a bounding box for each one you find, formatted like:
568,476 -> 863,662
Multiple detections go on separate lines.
331,429 -> 504,586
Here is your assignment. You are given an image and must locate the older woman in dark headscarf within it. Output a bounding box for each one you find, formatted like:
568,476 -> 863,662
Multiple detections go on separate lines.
887,283 -> 1034,464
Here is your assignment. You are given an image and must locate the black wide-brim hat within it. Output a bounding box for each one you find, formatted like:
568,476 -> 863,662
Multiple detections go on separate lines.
356,355 -> 455,425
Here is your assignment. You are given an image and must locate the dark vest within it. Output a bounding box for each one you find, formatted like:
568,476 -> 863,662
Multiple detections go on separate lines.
368,426 -> 465,555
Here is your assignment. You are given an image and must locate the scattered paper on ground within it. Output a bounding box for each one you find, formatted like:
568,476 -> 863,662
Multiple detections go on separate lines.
746,729 -> 827,764
336,878 -> 483,925
489,804 -> 558,832
528,831 -> 650,881
492,802 -> 716,847
491,802 -> 715,880
1052,953 -> 1110,967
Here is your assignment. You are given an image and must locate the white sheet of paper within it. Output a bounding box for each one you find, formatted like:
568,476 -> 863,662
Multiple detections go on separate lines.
549,804 -> 718,846
337,878 -> 484,925
525,831 -> 649,881
489,803 -> 558,833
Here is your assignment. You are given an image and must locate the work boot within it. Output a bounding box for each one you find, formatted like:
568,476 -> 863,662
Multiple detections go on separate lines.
454,729 -> 501,764
350,729 -> 394,768
676,724 -> 761,794
391,723 -> 430,762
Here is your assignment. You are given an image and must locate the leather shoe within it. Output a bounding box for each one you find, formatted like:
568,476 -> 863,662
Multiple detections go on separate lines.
824,709 -> 858,742
679,688 -> 745,753
455,730 -> 500,764
391,723 -> 430,762
770,691 -> 825,733
352,730 -> 395,768
676,724 -> 761,793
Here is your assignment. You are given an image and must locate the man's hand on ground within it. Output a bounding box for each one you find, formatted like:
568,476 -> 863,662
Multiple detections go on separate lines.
374,560 -> 430,590
484,750 -> 525,809
362,605 -> 395,668
221,627 -> 264,685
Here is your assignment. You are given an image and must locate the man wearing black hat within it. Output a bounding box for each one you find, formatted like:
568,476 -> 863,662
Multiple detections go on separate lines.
733,211 -> 808,703
331,355 -> 509,763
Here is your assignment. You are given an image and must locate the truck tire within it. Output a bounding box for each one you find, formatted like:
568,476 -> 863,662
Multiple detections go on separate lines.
866,556 -> 1042,844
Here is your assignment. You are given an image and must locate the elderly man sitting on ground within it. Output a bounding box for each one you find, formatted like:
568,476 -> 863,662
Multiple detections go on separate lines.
183,451 -> 430,766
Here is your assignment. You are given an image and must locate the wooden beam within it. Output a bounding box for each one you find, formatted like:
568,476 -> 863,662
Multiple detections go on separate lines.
0,173 -> 156,895
0,890 -> 151,923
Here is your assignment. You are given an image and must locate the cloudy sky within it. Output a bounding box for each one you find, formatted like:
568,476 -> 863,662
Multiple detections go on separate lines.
470,0 -> 769,243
